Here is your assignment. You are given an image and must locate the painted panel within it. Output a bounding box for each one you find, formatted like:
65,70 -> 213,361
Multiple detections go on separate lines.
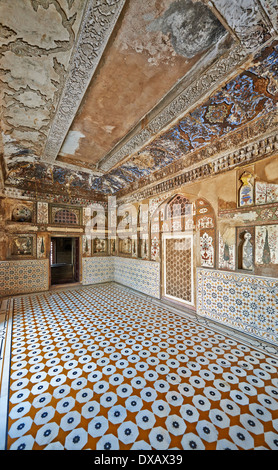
255,224 -> 278,265
218,232 -> 236,271
255,181 -> 278,205
37,202 -> 48,224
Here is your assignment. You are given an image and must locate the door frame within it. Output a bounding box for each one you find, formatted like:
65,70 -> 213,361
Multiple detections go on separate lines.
162,232 -> 194,307
49,235 -> 81,286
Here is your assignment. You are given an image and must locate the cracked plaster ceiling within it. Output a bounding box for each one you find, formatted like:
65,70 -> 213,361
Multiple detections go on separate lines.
0,0 -> 278,201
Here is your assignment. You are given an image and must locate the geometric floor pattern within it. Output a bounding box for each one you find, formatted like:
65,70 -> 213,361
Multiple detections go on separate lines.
4,283 -> 278,450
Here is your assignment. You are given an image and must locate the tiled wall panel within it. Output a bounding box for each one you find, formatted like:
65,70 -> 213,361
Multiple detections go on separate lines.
114,257 -> 161,299
0,260 -> 49,297
197,268 -> 278,345
82,257 -> 114,285
82,257 -> 160,299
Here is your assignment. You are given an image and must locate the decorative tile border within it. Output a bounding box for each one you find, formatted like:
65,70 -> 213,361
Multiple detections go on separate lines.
0,260 -> 49,297
197,268 -> 278,345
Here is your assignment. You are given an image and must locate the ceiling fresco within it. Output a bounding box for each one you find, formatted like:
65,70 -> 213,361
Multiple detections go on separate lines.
0,0 -> 278,200
85,40 -> 278,194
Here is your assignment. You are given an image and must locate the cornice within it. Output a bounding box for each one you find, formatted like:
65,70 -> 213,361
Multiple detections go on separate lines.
117,124 -> 278,204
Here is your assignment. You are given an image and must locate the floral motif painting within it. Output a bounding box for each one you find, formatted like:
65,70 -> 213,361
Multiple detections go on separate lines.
82,235 -> 92,256
151,236 -> 160,261
255,224 -> 278,265
93,237 -> 108,255
37,202 -> 48,224
255,181 -> 278,205
200,231 -> 214,268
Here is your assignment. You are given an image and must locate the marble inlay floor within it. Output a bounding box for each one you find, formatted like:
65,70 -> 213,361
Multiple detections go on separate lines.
0,283 -> 278,450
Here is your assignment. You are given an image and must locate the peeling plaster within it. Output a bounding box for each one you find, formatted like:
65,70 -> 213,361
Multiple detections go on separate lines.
0,0 -> 85,159
60,130 -> 85,156
147,0 -> 227,59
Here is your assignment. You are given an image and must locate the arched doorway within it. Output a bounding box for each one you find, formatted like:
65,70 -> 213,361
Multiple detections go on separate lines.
151,193 -> 216,308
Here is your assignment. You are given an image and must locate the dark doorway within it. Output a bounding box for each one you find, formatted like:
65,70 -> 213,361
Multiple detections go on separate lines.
50,237 -> 80,285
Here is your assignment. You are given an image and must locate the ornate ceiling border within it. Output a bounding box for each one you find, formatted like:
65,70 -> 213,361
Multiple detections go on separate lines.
117,113 -> 278,204
127,130 -> 278,204
42,0 -> 127,163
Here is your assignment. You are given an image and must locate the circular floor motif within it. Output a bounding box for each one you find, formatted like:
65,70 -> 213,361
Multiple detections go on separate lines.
5,284 -> 278,450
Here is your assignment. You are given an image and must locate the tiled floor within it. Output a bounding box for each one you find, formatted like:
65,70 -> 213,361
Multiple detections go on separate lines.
1,283 -> 278,450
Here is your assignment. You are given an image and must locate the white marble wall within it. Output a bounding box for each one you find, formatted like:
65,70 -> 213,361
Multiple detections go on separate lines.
82,257 -> 114,286
114,257 -> 161,299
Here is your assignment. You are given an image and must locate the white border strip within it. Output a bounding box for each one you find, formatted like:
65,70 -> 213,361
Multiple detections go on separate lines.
0,298 -> 13,450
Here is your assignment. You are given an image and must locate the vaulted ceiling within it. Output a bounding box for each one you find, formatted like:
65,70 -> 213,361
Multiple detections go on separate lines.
0,0 -> 277,201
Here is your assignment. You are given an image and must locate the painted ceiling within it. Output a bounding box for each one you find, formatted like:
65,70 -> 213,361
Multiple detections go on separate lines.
0,0 -> 278,200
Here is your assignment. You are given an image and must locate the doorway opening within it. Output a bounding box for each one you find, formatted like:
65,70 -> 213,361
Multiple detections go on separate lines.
50,237 -> 80,286
162,232 -> 194,307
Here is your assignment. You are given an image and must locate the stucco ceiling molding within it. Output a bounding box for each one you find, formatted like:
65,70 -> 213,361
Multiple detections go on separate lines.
42,0 -> 127,163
